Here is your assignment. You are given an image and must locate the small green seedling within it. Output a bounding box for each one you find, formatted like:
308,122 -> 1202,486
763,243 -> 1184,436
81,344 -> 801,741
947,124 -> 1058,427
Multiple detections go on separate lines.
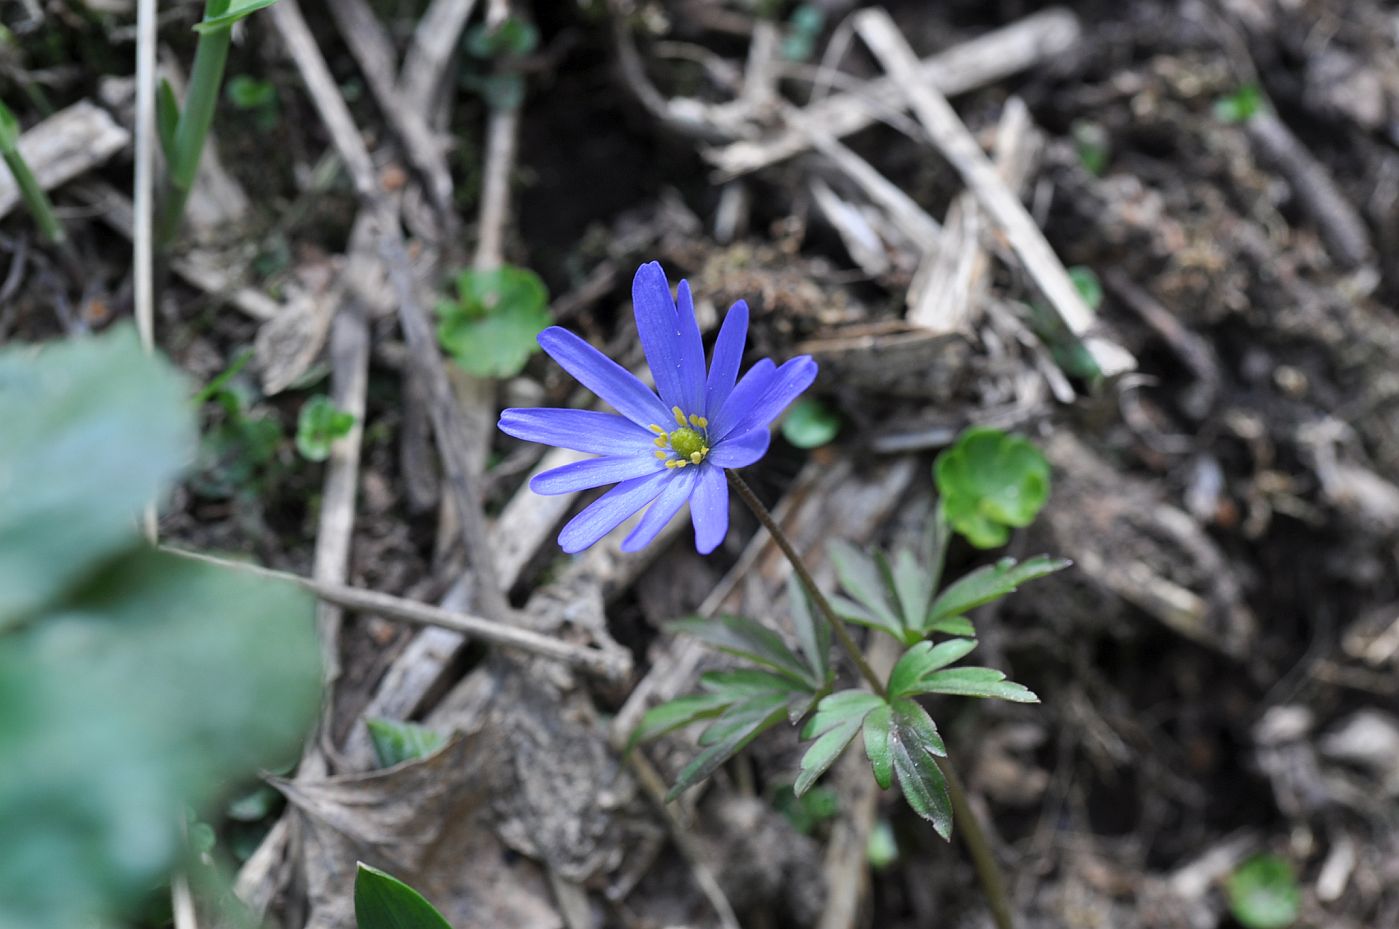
1071,119 -> 1110,176
461,16 -> 539,110
934,427 -> 1052,549
435,265 -> 550,378
781,396 -> 841,449
225,74 -> 279,132
1227,854 -> 1301,929
1214,84 -> 1264,124
1067,266 -> 1104,312
782,5 -> 826,62
295,395 -> 355,462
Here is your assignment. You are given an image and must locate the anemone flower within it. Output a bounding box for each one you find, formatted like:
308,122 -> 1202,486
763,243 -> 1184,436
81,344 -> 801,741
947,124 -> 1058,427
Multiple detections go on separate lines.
498,261 -> 817,555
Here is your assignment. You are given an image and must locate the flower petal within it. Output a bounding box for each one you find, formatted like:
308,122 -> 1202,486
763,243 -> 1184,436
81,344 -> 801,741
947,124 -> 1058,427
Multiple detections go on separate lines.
557,470 -> 671,553
530,454 -> 663,495
499,408 -> 657,456
710,358 -> 776,439
674,279 -> 709,414
704,300 -> 748,419
621,465 -> 699,552
633,262 -> 704,414
538,326 -> 671,428
709,428 -> 770,468
689,464 -> 729,554
718,355 -> 817,440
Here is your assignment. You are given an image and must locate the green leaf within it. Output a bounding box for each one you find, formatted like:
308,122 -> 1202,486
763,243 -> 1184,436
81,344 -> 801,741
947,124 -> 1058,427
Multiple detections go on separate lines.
829,541 -> 904,637
862,702 -> 893,789
435,266 -> 550,378
794,711 -> 864,797
866,819 -> 899,869
1226,854 -> 1300,929
887,639 -> 978,697
926,555 -> 1069,630
912,667 -> 1038,703
786,575 -> 831,685
802,689 -> 885,739
1214,83 -> 1264,124
1070,119 -> 1109,176
888,546 -> 932,639
0,100 -> 18,151
296,394 -> 356,462
225,75 -> 276,110
780,396 -> 840,449
828,593 -> 905,641
666,697 -> 788,801
698,691 -> 790,747
1067,266 -> 1103,311
671,614 -> 814,687
0,549 -> 320,929
193,0 -> 280,33
935,427 -> 1052,549
888,699 -> 952,839
629,692 -> 733,748
366,718 -> 447,768
354,863 -> 454,929
157,79 -> 180,163
0,326 -> 194,628
464,16 -> 539,58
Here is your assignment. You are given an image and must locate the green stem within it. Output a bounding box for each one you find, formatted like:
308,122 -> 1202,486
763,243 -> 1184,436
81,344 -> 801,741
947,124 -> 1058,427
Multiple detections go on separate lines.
726,468 -> 1017,929
156,0 -> 233,247
940,758 -> 1014,929
2,149 -> 65,245
726,469 -> 885,696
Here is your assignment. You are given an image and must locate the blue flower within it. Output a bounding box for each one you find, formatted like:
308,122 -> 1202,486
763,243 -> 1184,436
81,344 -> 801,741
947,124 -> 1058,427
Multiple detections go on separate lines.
498,261 -> 817,555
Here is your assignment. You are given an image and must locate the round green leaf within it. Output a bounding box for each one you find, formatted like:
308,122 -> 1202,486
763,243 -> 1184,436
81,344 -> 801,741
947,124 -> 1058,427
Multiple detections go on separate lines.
1226,854 -> 1301,929
934,428 -> 1050,549
436,266 -> 551,378
781,396 -> 840,449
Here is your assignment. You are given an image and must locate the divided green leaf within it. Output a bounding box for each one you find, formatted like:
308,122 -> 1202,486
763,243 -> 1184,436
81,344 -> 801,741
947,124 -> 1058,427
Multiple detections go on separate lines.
795,689 -> 882,796
366,718 -> 447,769
887,698 -> 953,838
927,555 -> 1069,630
913,667 -> 1038,703
666,695 -> 789,801
354,863 -> 455,929
670,613 -> 817,689
934,427 -> 1052,549
787,575 -> 832,686
887,639 -> 977,697
436,265 -> 551,378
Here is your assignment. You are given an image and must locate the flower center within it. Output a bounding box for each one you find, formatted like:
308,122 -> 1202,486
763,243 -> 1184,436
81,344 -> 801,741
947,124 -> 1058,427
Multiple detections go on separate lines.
648,407 -> 710,469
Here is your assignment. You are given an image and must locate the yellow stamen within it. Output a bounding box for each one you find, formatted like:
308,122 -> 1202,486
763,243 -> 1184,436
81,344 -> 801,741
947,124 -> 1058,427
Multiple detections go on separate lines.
648,424 -> 665,434
665,459 -> 682,469
654,436 -> 667,447
672,406 -> 687,427
695,416 -> 708,428
654,450 -> 669,460
690,451 -> 704,464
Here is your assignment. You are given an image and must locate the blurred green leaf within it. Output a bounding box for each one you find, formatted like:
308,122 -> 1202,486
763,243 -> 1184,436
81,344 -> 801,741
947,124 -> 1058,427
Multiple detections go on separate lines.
1067,266 -> 1103,311
1070,119 -> 1109,176
773,783 -> 839,834
1226,854 -> 1300,929
355,863 -> 455,929
0,100 -> 20,151
464,16 -> 539,58
366,718 -> 447,769
436,266 -> 550,378
296,395 -> 356,462
225,75 -> 276,110
866,819 -> 898,869
780,396 -> 840,449
0,326 -> 193,628
0,550 -> 320,929
934,427 -> 1051,548
1215,84 -> 1264,124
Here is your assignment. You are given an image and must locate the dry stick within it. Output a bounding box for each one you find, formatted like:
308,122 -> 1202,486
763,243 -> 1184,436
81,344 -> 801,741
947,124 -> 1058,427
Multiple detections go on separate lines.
726,470 -> 885,696
728,472 -> 1015,929
853,10 -> 1131,380
707,7 -> 1082,177
272,0 -> 513,626
167,548 -> 629,680
473,104 -> 518,269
